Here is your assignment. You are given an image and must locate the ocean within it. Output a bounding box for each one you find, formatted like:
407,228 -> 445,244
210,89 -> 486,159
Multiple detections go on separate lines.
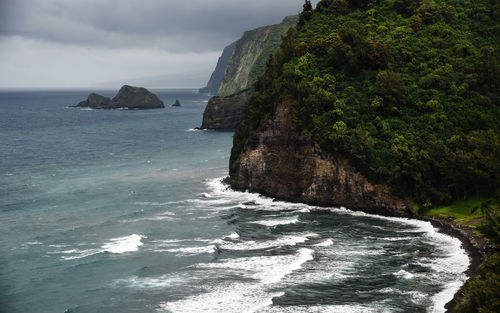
0,89 -> 469,313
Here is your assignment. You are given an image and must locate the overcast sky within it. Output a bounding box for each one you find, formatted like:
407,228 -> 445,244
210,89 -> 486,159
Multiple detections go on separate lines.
0,0 -> 318,89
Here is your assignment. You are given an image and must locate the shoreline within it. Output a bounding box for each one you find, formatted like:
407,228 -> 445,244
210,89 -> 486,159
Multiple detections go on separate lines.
227,180 -> 493,312
418,216 -> 495,311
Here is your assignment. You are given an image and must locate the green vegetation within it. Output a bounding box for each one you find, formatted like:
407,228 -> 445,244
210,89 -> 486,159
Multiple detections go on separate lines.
248,15 -> 299,84
454,253 -> 500,313
232,0 -> 500,208
425,199 -> 485,224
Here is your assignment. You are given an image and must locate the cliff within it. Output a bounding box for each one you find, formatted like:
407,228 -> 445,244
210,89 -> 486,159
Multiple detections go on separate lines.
217,15 -> 298,97
199,41 -> 236,95
229,98 -> 414,217
76,85 -> 164,109
198,15 -> 298,130
200,89 -> 251,130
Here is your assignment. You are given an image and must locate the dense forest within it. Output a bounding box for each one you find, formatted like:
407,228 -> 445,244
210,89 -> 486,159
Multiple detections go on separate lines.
232,0 -> 499,207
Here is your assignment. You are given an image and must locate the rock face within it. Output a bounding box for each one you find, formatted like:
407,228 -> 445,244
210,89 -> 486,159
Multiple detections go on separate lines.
197,15 -> 298,130
217,15 -> 298,97
77,93 -> 112,108
76,85 -> 164,109
199,41 -> 237,95
229,99 -> 414,217
172,99 -> 181,107
200,89 -> 251,130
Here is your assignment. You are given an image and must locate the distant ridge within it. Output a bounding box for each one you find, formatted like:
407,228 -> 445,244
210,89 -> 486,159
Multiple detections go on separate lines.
199,41 -> 237,95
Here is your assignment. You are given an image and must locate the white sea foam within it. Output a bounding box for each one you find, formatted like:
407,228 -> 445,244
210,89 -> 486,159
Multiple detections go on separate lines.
113,274 -> 188,289
56,234 -> 146,260
199,177 -> 469,313
133,201 -> 171,206
59,248 -> 102,260
379,288 -> 427,305
225,232 -> 240,239
259,304 -> 377,313
393,269 -> 415,280
160,245 -> 216,256
220,233 -> 316,251
313,239 -> 334,247
102,234 -> 145,253
121,215 -> 176,223
251,215 -> 300,227
23,241 -> 42,246
160,248 -> 313,313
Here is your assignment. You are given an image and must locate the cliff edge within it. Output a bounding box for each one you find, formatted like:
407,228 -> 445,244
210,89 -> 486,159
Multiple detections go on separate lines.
200,89 -> 251,130
229,98 -> 414,217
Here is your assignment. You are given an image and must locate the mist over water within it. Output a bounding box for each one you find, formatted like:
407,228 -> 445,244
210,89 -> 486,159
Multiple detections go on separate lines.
0,90 -> 468,313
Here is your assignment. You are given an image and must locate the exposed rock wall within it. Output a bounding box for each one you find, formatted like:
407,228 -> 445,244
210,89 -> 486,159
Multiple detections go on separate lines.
199,41 -> 237,95
217,15 -> 298,97
217,27 -> 271,97
199,89 -> 251,130
229,99 -> 414,217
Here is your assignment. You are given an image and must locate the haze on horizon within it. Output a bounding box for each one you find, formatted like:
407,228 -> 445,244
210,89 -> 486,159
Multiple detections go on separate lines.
0,0 -> 319,89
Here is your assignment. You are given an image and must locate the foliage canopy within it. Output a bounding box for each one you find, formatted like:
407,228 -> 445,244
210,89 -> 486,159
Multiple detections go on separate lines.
232,0 -> 500,206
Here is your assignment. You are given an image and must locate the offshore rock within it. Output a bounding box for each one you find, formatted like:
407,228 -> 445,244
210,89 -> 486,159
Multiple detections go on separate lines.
77,93 -> 111,108
229,99 -> 414,217
76,85 -> 164,109
199,89 -> 251,130
172,99 -> 181,107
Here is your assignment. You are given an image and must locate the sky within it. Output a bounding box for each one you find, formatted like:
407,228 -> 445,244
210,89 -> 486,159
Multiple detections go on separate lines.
0,0 -> 319,89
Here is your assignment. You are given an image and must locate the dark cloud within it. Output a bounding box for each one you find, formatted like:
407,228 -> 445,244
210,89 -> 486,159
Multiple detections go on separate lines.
0,0 -> 318,52
0,0 -> 320,88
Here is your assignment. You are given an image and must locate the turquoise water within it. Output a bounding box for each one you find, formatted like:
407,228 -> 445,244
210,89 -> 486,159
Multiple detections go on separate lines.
0,90 -> 469,313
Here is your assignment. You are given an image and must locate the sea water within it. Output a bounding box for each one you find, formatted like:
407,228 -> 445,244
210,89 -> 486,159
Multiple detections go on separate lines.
0,89 -> 469,313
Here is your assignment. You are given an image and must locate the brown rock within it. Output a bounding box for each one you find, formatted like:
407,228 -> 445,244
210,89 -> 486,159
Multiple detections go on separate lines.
229,98 -> 414,217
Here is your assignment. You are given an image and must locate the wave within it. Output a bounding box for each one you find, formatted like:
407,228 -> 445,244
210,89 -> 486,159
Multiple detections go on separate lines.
199,177 -> 470,313
313,239 -> 334,247
54,234 -> 146,260
219,233 -> 317,251
225,232 -> 240,239
250,216 -> 300,227
258,304 -> 376,313
112,272 -> 199,290
159,245 -> 216,256
102,234 -> 145,254
393,269 -> 415,280
161,249 -> 314,313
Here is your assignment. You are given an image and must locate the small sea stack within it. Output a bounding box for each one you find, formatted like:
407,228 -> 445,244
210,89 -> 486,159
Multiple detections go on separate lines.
172,99 -> 181,107
75,85 -> 164,109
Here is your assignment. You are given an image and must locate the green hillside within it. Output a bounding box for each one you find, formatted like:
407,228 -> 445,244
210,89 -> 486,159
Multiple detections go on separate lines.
232,0 -> 500,207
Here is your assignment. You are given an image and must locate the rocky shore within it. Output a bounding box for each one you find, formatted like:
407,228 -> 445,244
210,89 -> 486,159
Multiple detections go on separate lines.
419,216 -> 496,311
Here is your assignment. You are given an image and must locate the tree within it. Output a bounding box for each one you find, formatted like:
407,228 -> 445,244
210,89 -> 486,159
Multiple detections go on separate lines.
303,0 -> 313,12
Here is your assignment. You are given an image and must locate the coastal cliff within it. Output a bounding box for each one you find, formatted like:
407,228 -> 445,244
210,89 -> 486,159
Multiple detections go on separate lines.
229,98 -> 413,217
199,41 -> 237,95
198,16 -> 298,130
200,89 -> 251,130
218,15 -> 298,97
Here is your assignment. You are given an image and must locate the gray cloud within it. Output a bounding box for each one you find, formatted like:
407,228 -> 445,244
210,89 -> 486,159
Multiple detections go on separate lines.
0,0 -> 317,52
0,0 -> 320,88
